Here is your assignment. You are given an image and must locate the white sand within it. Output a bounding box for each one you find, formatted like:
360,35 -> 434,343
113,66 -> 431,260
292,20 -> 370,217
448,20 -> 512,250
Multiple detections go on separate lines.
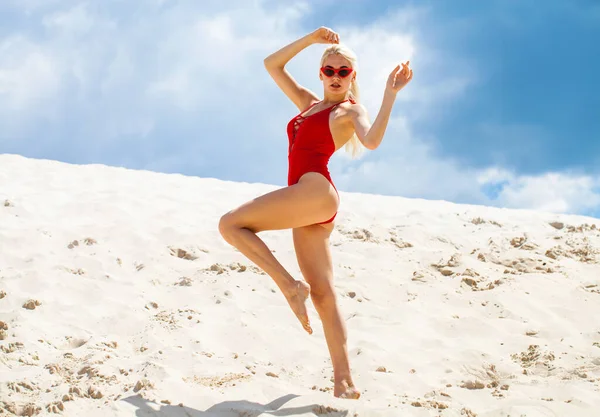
1,153 -> 599,417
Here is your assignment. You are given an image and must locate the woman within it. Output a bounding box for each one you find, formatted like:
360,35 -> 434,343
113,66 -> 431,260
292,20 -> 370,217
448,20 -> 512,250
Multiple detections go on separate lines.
218,26 -> 413,399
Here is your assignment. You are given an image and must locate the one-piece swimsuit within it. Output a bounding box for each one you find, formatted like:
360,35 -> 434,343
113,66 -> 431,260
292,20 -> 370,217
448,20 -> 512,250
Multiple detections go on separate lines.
286,98 -> 354,224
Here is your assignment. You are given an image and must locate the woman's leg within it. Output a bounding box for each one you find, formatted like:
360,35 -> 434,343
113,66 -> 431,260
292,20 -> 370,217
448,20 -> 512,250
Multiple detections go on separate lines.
292,223 -> 360,399
218,173 -> 339,334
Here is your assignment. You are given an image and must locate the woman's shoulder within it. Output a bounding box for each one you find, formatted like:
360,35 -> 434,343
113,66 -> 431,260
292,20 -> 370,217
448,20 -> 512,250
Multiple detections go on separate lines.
341,101 -> 367,117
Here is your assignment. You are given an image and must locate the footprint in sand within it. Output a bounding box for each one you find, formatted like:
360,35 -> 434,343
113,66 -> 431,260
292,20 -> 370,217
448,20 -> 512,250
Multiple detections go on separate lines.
0,321 -> 8,338
459,270 -> 503,292
388,228 -> 413,249
100,341 -> 118,350
46,401 -> 65,413
174,277 -> 193,286
7,381 -> 37,394
390,236 -> 412,249
431,253 -> 462,276
183,373 -> 250,388
352,228 -> 376,242
411,271 -> 428,282
336,226 -> 379,243
133,379 -> 155,393
311,405 -> 347,416
411,399 -> 449,410
228,262 -> 265,274
1,342 -> 23,354
460,364 -> 511,398
461,407 -> 478,417
206,263 -> 227,274
1,402 -> 42,416
22,299 -> 41,310
5,382 -> 48,412
67,386 -> 103,400
496,256 -> 555,274
559,238 -> 599,263
545,246 -> 569,260
566,223 -> 598,233
60,337 -> 90,350
170,247 -> 197,260
510,344 -> 556,375
169,246 -> 208,261
203,262 -> 265,276
88,387 -> 104,400
510,236 -> 538,250
460,380 -> 485,390
57,266 -> 86,275
471,217 -> 502,227
581,283 -> 600,294
475,251 -> 488,263
67,237 -> 97,249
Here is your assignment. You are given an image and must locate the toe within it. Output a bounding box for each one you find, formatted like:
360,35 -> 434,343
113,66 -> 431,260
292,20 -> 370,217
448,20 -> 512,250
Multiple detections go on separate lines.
304,321 -> 313,334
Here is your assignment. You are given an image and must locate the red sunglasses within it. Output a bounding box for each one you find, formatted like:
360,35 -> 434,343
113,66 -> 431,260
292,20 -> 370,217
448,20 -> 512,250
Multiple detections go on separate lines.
320,66 -> 353,78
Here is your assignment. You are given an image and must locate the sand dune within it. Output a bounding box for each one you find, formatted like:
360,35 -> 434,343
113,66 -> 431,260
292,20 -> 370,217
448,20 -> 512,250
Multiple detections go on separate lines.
1,153 -> 599,416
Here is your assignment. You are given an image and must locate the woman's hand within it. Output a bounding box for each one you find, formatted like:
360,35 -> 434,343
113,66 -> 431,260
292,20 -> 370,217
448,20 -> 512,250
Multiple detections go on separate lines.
386,61 -> 413,94
309,27 -> 340,44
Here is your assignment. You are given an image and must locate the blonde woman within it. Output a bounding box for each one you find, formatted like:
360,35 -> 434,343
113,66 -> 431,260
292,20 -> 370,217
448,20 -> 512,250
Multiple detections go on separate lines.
219,26 -> 413,399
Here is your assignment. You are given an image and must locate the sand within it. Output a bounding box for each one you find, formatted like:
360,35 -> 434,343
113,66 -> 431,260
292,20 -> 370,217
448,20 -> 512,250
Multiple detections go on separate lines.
1,153 -> 599,416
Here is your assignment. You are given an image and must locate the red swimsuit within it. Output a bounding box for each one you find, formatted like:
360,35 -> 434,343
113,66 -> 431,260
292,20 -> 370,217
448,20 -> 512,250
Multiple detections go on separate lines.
287,99 -> 353,224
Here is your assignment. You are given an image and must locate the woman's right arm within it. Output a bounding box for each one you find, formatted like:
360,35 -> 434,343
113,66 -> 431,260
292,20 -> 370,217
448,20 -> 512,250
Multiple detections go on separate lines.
264,27 -> 339,111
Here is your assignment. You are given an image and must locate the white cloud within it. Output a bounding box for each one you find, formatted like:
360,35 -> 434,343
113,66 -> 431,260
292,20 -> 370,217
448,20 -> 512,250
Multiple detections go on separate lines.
476,167 -> 514,185
0,36 -> 62,139
330,116 -> 490,204
485,171 -> 600,214
0,36 -> 61,111
41,3 -> 95,34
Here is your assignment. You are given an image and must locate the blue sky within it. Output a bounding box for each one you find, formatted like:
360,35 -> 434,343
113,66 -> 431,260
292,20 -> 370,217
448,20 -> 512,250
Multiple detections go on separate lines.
1,0 -> 599,217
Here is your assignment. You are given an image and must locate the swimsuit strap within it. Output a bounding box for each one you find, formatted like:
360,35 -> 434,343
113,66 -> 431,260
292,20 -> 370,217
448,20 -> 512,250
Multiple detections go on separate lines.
299,98 -> 352,119
324,98 -> 352,110
297,101 -> 321,118
331,98 -> 349,109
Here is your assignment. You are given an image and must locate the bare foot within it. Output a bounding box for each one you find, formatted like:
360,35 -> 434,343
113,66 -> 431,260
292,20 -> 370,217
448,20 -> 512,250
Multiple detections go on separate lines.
284,280 -> 312,334
334,380 -> 360,399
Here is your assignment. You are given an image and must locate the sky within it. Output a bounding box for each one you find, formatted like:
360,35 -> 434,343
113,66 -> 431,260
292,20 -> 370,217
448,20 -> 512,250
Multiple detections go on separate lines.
1,0 -> 599,218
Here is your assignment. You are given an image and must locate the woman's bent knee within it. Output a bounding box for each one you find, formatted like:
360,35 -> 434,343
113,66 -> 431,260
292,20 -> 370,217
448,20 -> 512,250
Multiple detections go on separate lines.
218,212 -> 238,243
310,286 -> 337,307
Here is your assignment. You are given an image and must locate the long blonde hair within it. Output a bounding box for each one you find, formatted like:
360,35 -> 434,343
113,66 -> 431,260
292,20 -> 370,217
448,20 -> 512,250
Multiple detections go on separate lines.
320,44 -> 364,158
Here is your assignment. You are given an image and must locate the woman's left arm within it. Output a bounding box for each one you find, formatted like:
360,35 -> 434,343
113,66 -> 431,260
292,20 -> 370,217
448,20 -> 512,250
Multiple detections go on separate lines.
351,61 -> 413,150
